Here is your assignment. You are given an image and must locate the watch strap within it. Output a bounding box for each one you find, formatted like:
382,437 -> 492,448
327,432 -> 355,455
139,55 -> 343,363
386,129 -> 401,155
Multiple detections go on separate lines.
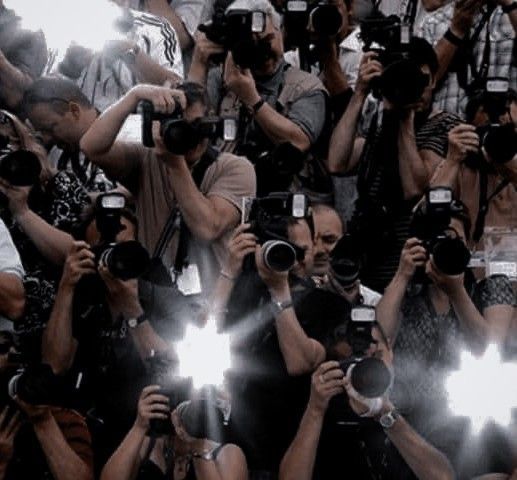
379,409 -> 400,429
270,298 -> 293,316
126,312 -> 146,329
251,98 -> 265,115
444,28 -> 464,47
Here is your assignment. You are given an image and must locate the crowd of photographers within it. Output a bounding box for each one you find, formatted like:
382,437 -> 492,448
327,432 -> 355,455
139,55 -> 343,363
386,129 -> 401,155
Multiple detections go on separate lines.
0,0 -> 516,478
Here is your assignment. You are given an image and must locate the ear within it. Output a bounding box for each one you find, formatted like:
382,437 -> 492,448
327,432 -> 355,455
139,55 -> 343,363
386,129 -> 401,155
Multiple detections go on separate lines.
69,102 -> 82,120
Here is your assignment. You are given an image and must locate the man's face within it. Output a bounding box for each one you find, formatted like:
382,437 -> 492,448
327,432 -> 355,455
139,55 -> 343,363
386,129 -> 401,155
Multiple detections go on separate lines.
182,101 -> 210,166
27,103 -> 85,151
288,220 -> 314,279
313,209 -> 343,276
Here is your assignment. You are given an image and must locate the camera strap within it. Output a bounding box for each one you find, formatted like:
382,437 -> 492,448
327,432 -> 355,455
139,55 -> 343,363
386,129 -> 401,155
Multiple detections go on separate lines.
473,169 -> 510,243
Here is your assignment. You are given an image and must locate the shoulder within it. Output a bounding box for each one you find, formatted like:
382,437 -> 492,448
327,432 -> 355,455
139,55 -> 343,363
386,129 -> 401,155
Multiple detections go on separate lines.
474,274 -> 516,308
283,64 -> 327,96
214,152 -> 255,175
204,152 -> 256,198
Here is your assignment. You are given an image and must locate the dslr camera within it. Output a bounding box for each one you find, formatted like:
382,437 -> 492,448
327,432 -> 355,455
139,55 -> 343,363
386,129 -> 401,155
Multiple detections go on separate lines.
243,192 -> 311,272
472,78 -> 517,165
92,193 -> 150,280
330,233 -> 362,289
338,306 -> 393,399
0,138 -> 41,187
283,0 -> 343,46
145,352 -> 228,441
199,5 -> 269,69
139,100 -> 237,156
410,187 -> 471,276
359,14 -> 429,106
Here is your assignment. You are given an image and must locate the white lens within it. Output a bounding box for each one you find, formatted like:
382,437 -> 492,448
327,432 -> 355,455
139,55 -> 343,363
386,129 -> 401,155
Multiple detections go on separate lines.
287,1 -> 308,12
429,188 -> 452,204
351,307 -> 376,322
291,194 -> 306,218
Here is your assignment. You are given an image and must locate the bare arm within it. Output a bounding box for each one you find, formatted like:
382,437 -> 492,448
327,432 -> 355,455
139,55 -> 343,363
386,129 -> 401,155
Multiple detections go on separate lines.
0,273 -> 25,320
0,51 -> 33,111
124,49 -> 182,86
191,445 -> 248,480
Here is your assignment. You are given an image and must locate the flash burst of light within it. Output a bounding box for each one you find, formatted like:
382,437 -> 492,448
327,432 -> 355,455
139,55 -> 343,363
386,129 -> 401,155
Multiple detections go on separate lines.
445,344 -> 517,433
176,316 -> 232,390
5,0 -> 127,60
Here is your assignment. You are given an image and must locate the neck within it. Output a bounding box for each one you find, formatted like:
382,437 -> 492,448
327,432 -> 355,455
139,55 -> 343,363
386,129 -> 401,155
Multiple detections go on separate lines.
253,58 -> 282,78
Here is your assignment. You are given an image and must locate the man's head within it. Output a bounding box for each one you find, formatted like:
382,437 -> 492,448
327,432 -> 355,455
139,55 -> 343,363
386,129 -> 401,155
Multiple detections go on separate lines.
23,77 -> 97,151
84,206 -> 138,247
287,217 -> 314,279
312,204 -> 344,277
226,0 -> 284,75
406,37 -> 438,112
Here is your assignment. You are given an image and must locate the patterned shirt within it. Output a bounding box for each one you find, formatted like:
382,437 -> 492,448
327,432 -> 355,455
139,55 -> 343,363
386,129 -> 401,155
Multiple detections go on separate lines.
419,4 -> 516,118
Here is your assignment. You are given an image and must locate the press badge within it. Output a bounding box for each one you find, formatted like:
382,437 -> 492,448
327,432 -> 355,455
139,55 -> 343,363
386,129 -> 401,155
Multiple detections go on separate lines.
175,264 -> 202,296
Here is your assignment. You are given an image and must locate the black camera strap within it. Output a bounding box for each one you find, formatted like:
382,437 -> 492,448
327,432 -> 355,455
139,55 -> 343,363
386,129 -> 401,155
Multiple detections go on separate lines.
403,0 -> 419,29
473,169 -> 510,243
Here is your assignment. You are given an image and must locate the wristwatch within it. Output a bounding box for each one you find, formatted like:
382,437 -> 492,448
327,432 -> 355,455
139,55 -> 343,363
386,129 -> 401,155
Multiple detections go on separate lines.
193,449 -> 215,461
379,409 -> 400,429
270,298 -> 293,316
126,313 -> 146,329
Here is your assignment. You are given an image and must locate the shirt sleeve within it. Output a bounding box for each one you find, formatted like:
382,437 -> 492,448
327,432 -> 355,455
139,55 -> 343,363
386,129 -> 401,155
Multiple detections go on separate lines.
287,90 -> 327,145
474,274 -> 517,310
0,218 -> 24,278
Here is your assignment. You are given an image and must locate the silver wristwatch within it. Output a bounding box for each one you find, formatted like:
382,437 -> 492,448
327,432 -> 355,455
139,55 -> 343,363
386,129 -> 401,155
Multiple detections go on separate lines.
379,409 -> 400,429
270,298 -> 293,316
193,449 -> 215,461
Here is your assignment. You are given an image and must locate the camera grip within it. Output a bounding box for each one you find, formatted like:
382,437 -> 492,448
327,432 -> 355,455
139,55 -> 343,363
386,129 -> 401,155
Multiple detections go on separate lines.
138,100 -> 155,148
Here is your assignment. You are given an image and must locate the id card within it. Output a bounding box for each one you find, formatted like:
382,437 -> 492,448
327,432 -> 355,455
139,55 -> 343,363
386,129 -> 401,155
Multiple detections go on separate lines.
175,264 -> 202,296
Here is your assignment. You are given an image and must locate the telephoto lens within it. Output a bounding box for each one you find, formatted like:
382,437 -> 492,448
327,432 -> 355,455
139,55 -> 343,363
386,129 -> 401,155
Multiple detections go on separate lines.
339,357 -> 393,399
97,240 -> 151,281
261,240 -> 298,272
430,236 -> 471,276
309,3 -> 342,36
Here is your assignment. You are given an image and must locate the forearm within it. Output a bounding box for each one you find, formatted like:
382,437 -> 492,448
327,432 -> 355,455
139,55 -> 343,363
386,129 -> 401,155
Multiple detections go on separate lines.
0,273 -> 25,320
320,60 -> 349,97
327,91 -> 366,173
127,54 -> 181,87
433,33 -> 463,84
14,209 -> 73,265
429,157 -> 461,189
207,274 -> 236,328
398,124 -> 430,199
192,458 -> 226,480
0,55 -> 32,110
253,103 -> 311,152
386,416 -> 455,480
34,415 -> 93,480
165,158 -> 230,242
42,284 -> 76,374
376,273 -> 409,347
271,286 -> 325,375
449,287 -> 489,347
145,0 -> 193,50
129,320 -> 168,361
100,425 -> 147,480
279,407 -> 324,480
80,90 -> 138,157
188,55 -> 210,85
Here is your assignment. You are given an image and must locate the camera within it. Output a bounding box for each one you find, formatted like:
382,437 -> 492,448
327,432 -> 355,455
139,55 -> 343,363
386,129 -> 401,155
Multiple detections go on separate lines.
145,352 -> 227,441
92,193 -> 150,280
359,14 -> 429,106
410,187 -> 471,276
139,100 -> 237,156
0,150 -> 42,187
283,0 -> 343,47
330,233 -> 361,288
337,306 -> 392,398
244,192 -> 310,272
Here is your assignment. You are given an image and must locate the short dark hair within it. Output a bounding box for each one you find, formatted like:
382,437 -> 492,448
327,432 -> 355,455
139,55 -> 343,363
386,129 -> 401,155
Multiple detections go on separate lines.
409,37 -> 439,77
176,82 -> 209,109
22,76 -> 92,116
466,88 -> 517,123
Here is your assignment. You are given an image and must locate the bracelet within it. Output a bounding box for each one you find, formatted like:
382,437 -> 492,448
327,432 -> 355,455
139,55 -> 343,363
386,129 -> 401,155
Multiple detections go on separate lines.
502,2 -> 517,13
250,98 -> 265,115
443,28 -> 464,47
220,270 -> 237,281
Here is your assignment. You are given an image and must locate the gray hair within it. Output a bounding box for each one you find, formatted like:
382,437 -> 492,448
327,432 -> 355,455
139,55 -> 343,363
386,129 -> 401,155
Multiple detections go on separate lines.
226,0 -> 282,30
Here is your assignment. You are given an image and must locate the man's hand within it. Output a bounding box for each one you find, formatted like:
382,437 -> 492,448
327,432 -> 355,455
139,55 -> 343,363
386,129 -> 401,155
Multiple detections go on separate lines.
98,264 -> 143,319
397,238 -> 428,280
0,179 -> 31,217
447,124 -> 479,164
14,396 -> 52,424
426,258 -> 465,296
192,31 -> 225,65
130,84 -> 187,114
255,245 -> 289,296
0,406 -> 21,464
451,0 -> 484,37
355,51 -> 383,98
308,361 -> 345,416
60,242 -> 96,289
223,53 -> 261,107
222,223 -> 258,278
134,385 -> 170,433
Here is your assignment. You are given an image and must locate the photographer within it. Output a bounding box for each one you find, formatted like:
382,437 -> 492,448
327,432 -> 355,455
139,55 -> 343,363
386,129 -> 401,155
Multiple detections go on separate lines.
0,109 -> 90,357
100,385 -> 248,480
376,194 -> 515,472
0,0 -> 47,112
327,37 -> 462,292
189,0 -> 327,166
279,324 -> 455,479
80,82 -> 255,313
0,331 -> 94,480
419,0 -> 517,117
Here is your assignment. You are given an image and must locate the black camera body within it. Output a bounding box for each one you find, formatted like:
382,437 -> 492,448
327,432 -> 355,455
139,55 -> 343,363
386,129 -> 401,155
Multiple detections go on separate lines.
330,233 -> 362,288
199,7 -> 268,69
244,192 -> 310,272
93,193 -> 150,280
360,14 -> 429,106
0,149 -> 42,187
139,100 -> 236,156
410,187 -> 471,276
337,306 -> 392,399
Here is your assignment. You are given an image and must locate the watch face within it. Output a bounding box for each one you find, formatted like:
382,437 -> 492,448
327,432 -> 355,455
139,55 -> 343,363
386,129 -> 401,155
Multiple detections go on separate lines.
127,318 -> 138,328
380,413 -> 395,429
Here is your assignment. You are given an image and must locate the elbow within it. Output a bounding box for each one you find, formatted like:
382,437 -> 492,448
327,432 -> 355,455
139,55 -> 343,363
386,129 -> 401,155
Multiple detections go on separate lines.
285,358 -> 315,376
289,129 -> 312,153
